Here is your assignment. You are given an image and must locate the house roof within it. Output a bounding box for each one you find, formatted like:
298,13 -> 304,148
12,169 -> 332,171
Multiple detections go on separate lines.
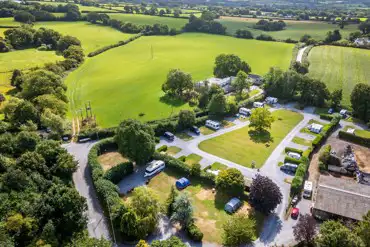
314,175 -> 370,221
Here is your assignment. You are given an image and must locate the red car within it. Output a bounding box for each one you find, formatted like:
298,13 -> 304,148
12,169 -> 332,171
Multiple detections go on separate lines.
291,207 -> 300,219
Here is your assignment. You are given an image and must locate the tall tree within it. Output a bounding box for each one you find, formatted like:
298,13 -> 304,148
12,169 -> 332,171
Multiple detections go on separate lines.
330,89 -> 343,109
170,192 -> 194,228
208,93 -> 227,118
249,174 -> 282,214
213,54 -> 251,78
116,119 -> 155,165
162,69 -> 193,98
222,213 -> 255,246
232,70 -> 249,96
350,83 -> 370,123
355,211 -> 370,247
165,185 -> 178,216
177,110 -> 195,129
216,168 -> 245,196
249,107 -> 274,132
293,214 -> 317,246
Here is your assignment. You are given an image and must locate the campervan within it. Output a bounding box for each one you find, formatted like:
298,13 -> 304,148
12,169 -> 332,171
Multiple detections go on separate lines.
253,102 -> 264,108
239,107 -> 251,116
205,120 -> 221,130
144,160 -> 165,177
303,181 -> 313,198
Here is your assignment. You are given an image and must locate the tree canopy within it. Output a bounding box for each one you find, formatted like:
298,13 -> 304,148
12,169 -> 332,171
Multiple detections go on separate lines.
222,213 -> 255,246
350,83 -> 370,123
249,108 -> 275,132
216,168 -> 245,196
162,69 -> 193,98
213,54 -> 251,78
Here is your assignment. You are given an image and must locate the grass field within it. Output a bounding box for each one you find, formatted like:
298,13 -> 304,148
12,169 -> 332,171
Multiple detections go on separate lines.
343,125 -> 370,138
218,16 -> 359,41
308,46 -> 370,107
107,13 -> 187,30
66,33 -> 293,127
0,17 -> 20,27
143,169 -> 264,244
292,136 -> 312,146
199,110 -> 303,168
33,21 -> 134,53
27,1 -> 118,12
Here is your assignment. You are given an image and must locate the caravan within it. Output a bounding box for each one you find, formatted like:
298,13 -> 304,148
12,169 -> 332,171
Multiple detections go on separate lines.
253,102 -> 264,108
239,107 -> 251,116
144,160 -> 165,177
205,120 -> 221,130
303,181 -> 313,198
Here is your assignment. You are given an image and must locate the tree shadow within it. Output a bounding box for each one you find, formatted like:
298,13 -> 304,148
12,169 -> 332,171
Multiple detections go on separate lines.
159,94 -> 187,107
5,88 -> 18,96
248,129 -> 273,144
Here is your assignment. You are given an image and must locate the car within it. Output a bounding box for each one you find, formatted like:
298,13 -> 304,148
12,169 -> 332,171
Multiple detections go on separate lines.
176,177 -> 190,190
291,196 -> 299,206
190,126 -> 200,135
328,108 -> 334,114
163,131 -> 174,141
291,207 -> 299,219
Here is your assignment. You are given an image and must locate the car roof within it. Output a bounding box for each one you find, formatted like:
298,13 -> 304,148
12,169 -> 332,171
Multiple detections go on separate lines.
227,198 -> 241,206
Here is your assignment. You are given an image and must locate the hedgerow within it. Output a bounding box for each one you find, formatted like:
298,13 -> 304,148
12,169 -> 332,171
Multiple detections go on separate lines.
338,130 -> 370,147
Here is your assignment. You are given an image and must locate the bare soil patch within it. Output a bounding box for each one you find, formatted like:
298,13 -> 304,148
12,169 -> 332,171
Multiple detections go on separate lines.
196,189 -> 215,201
98,152 -> 128,171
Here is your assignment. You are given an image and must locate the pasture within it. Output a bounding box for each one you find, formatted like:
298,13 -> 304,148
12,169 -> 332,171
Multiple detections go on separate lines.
218,16 -> 359,41
107,13 -> 188,30
33,21 -> 134,53
198,110 -> 303,168
26,1 -> 118,12
65,33 -> 293,127
307,46 -> 370,106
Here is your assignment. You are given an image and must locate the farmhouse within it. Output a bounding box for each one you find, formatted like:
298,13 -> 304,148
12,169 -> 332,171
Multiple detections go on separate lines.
196,77 -> 236,93
312,175 -> 370,221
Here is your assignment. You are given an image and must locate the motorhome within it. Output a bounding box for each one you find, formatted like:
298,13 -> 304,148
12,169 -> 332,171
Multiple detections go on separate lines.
239,107 -> 251,116
253,102 -> 264,108
205,120 -> 221,130
303,181 -> 313,198
280,163 -> 299,173
144,160 -> 165,177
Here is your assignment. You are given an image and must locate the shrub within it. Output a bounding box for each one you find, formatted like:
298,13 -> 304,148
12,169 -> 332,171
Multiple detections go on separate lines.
318,145 -> 331,164
295,163 -> 307,177
320,114 -> 334,121
284,156 -> 301,165
178,156 -> 186,162
103,161 -> 134,184
285,147 -> 303,155
186,223 -> 203,242
302,147 -> 313,159
312,135 -> 323,147
291,175 -> 303,195
319,161 -> 328,171
157,145 -> 168,152
338,130 -> 370,148
190,163 -> 201,177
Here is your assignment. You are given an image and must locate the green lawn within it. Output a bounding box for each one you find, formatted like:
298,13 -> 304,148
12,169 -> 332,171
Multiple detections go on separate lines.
308,46 -> 370,107
292,136 -> 312,146
200,126 -> 216,135
0,17 -> 20,27
208,162 -> 228,171
107,13 -> 188,30
185,153 -> 202,165
199,110 -> 303,168
66,33 -> 293,127
144,169 -> 264,244
166,146 -> 182,156
217,16 -> 359,41
33,21 -> 134,53
26,1 -> 118,12
343,126 -> 370,138
300,119 -> 327,135
176,132 -> 193,141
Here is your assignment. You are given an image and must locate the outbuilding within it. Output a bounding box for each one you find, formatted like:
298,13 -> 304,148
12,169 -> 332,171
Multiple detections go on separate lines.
176,177 -> 190,190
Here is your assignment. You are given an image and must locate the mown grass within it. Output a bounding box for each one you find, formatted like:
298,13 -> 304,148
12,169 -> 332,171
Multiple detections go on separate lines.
217,16 -> 359,41
185,153 -> 202,165
209,162 -> 228,171
66,33 -> 293,127
308,45 -> 370,107
343,125 -> 370,138
145,169 -> 264,244
199,110 -> 303,168
176,132 -> 193,141
33,21 -> 134,53
166,146 -> 182,156
292,136 -> 312,146
107,13 -> 188,30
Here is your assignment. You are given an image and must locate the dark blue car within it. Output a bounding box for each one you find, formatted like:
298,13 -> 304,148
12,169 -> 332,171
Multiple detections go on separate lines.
176,177 -> 190,190
190,126 -> 200,135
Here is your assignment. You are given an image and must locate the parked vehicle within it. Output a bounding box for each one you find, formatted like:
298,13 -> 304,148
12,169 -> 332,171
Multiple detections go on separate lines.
291,196 -> 299,206
163,131 -> 175,141
265,97 -> 278,104
144,160 -> 165,177
239,107 -> 251,116
176,177 -> 190,190
328,108 -> 334,114
253,102 -> 264,108
280,163 -> 298,173
291,207 -> 299,219
190,125 -> 200,135
287,152 -> 301,160
224,198 -> 242,214
303,181 -> 313,199
205,120 -> 221,130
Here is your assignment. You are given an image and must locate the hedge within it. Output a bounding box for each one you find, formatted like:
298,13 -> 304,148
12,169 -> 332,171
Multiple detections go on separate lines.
338,130 -> 370,148
78,127 -> 117,141
285,147 -> 304,155
320,114 -> 334,121
103,161 -> 134,184
284,156 -> 301,165
290,163 -> 308,195
238,93 -> 265,108
318,145 -> 331,164
157,145 -> 168,152
186,223 -> 203,242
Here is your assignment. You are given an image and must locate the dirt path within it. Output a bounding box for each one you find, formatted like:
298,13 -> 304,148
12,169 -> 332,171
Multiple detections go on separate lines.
296,46 -> 308,63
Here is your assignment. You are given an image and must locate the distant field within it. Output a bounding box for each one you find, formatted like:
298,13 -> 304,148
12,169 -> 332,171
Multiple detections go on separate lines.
0,17 -> 20,27
218,16 -> 359,41
308,46 -> 370,107
107,13 -> 188,30
66,33 -> 293,127
34,22 -> 134,53
199,110 -> 303,168
26,1 -> 118,12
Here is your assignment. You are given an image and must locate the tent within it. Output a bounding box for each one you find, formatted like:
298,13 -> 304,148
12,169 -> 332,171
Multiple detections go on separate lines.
176,177 -> 190,190
224,198 -> 242,213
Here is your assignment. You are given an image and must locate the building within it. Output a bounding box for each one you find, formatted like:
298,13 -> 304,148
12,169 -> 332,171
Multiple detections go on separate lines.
312,176 -> 370,221
195,77 -> 236,93
248,74 -> 263,85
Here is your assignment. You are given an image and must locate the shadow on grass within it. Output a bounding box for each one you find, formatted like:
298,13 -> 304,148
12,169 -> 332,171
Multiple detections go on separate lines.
160,94 -> 187,107
5,88 -> 18,96
248,129 -> 273,144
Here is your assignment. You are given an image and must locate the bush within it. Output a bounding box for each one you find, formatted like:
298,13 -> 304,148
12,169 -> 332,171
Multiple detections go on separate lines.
338,130 -> 370,148
284,156 -> 301,165
103,161 -> 134,184
285,147 -> 303,155
78,127 -> 117,141
319,161 -> 328,171
190,163 -> 201,176
178,156 -> 186,162
318,144 -> 331,164
291,175 -> 303,195
186,223 -> 203,242
312,135 -> 323,147
157,145 -> 168,152
302,147 -> 313,159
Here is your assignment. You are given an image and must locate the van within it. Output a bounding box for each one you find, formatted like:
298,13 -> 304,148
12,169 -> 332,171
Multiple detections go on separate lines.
144,160 -> 165,177
239,107 -> 251,116
163,131 -> 174,141
190,126 -> 200,135
303,181 -> 313,198
205,120 -> 221,130
253,102 -> 264,108
287,152 -> 301,160
280,163 -> 298,173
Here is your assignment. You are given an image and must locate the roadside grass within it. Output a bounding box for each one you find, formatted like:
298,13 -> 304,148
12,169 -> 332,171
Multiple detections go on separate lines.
308,46 -> 370,107
33,21 -> 134,54
200,126 -> 215,135
343,125 -> 370,138
107,13 -> 187,30
65,33 -> 293,127
199,110 -> 303,168
299,119 -> 326,136
97,151 -> 128,171
176,132 -> 193,141
143,169 -> 264,244
166,146 -> 182,156
217,16 -> 358,40
221,120 -> 235,128
208,162 -> 228,171
292,136 -> 313,146
185,153 -> 202,166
